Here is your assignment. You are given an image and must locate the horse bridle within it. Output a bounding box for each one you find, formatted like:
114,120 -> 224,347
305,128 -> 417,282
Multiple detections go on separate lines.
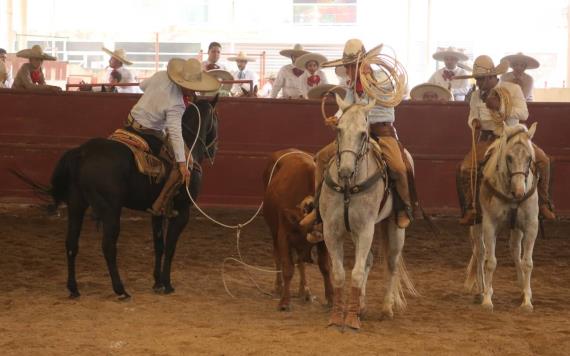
182,103 -> 219,165
335,113 -> 370,184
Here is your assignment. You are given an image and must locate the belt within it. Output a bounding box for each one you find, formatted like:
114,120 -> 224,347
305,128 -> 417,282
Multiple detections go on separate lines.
126,113 -> 165,139
478,130 -> 499,142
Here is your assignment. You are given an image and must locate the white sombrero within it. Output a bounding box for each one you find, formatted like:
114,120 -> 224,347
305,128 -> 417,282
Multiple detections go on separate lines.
501,52 -> 540,70
207,69 -> 234,91
227,51 -> 256,62
307,84 -> 347,100
322,39 -> 368,68
102,47 -> 133,65
294,52 -> 328,70
432,46 -> 468,62
280,44 -> 310,59
16,45 -> 56,61
454,55 -> 509,80
167,58 -> 221,92
410,83 -> 452,101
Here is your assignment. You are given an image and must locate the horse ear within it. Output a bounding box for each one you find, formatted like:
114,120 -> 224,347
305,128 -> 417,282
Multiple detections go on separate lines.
335,93 -> 351,111
363,99 -> 376,112
211,93 -> 220,109
527,122 -> 537,140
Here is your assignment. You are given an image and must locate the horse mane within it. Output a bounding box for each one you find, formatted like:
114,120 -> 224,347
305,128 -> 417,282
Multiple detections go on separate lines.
483,124 -> 534,181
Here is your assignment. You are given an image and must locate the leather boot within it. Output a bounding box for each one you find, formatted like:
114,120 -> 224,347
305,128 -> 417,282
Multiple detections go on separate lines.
148,167 -> 183,218
539,204 -> 556,221
535,154 -> 556,220
328,287 -> 344,327
344,287 -> 362,330
306,223 -> 323,243
459,170 -> 477,225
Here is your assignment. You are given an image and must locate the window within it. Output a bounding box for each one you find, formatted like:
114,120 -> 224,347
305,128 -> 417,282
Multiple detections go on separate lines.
293,0 -> 357,25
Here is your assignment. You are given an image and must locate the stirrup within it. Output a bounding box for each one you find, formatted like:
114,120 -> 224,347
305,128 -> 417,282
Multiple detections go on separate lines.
459,209 -> 477,226
146,207 -> 179,218
539,204 -> 556,221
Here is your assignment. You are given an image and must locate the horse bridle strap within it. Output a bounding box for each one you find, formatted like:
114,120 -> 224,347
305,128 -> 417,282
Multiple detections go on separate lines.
483,172 -> 539,206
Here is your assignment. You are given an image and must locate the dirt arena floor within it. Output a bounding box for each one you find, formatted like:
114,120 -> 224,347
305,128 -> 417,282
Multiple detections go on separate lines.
1,205 -> 569,356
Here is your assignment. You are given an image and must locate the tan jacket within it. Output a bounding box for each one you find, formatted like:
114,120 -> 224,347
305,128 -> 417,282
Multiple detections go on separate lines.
12,63 -> 58,91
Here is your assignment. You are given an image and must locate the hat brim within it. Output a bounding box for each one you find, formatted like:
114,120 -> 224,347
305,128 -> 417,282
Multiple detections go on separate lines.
206,69 -> 235,91
294,53 -> 327,70
454,59 -> 509,80
410,83 -> 452,101
102,47 -> 133,65
433,51 -> 469,62
167,59 -> 221,92
502,54 -> 539,70
322,44 -> 382,68
307,84 -> 347,100
279,49 -> 310,58
16,49 -> 56,61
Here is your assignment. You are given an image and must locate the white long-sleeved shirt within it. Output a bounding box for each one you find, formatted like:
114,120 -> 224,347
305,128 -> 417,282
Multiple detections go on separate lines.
231,68 -> 258,95
106,66 -> 141,93
270,64 -> 304,98
299,69 -> 328,99
500,72 -> 534,102
428,67 -> 470,101
130,71 -> 186,162
0,61 -> 13,88
468,81 -> 528,134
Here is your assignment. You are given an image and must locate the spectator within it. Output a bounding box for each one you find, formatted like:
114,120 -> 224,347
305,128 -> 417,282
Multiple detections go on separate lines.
271,44 -> 309,98
428,46 -> 470,101
12,45 -> 61,91
500,52 -> 539,101
228,51 -> 258,96
202,42 -> 228,71
0,48 -> 14,88
102,47 -> 140,93
295,52 -> 329,99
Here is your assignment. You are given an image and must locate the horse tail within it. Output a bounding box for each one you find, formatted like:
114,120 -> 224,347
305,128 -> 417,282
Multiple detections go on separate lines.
381,229 -> 419,312
50,148 -> 82,207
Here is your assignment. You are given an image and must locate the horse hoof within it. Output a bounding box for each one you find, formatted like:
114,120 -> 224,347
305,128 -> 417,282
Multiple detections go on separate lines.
380,310 -> 394,320
152,283 -> 164,293
473,294 -> 484,304
520,304 -> 534,313
481,303 -> 493,311
163,286 -> 175,294
277,304 -> 291,312
68,291 -> 80,299
117,293 -> 131,301
344,313 -> 361,331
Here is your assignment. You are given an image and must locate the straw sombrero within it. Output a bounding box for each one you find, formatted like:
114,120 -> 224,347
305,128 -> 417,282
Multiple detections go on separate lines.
307,84 -> 347,100
280,44 -> 309,58
102,47 -> 133,65
294,53 -> 328,70
432,46 -> 468,62
322,39 -> 368,68
228,51 -> 256,62
167,58 -> 220,92
16,45 -> 56,61
454,55 -> 509,79
410,83 -> 452,101
501,52 -> 540,70
207,69 -> 234,91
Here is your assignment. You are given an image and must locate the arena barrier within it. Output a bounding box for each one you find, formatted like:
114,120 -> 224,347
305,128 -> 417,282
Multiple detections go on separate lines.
1,88 -> 569,216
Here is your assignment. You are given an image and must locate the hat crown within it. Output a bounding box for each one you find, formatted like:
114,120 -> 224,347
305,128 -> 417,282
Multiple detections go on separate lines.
342,39 -> 366,60
114,48 -> 127,58
473,55 -> 496,75
170,58 -> 203,82
293,44 -> 304,51
31,45 -> 44,55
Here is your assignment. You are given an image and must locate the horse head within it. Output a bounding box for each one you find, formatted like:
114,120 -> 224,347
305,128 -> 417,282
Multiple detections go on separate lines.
181,94 -> 219,164
334,94 -> 375,181
486,123 -> 537,200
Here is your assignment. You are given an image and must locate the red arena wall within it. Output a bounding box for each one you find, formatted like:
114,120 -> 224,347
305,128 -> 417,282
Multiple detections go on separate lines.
1,89 -> 569,216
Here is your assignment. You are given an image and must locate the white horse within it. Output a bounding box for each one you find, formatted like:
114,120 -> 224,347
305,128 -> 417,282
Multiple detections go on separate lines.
465,123 -> 539,311
319,95 -> 417,331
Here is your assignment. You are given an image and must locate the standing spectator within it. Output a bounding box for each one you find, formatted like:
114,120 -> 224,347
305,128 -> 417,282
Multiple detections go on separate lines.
258,73 -> 276,98
12,45 -> 61,91
202,42 -> 228,71
500,52 -> 539,101
102,47 -> 140,93
228,51 -> 258,96
0,48 -> 14,88
271,44 -> 309,98
428,46 -> 471,101
295,52 -> 328,99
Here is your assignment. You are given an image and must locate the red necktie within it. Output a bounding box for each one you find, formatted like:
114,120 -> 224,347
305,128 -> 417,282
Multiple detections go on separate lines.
30,69 -> 42,84
292,67 -> 304,77
307,75 -> 320,87
442,69 -> 455,81
355,77 -> 364,96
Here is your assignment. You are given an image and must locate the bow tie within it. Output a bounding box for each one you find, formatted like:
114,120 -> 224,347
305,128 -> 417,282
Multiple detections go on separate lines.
206,63 -> 219,70
307,75 -> 320,87
292,67 -> 304,77
442,69 -> 455,81
30,69 -> 42,84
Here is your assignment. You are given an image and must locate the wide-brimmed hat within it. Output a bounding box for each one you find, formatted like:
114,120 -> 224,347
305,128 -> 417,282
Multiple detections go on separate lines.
279,44 -> 310,59
307,84 -> 347,100
207,69 -> 234,91
228,51 -> 256,62
167,58 -> 221,92
410,83 -> 452,101
102,47 -> 133,65
16,45 -> 56,61
454,55 -> 509,79
322,39 -> 368,68
501,52 -> 540,70
432,46 -> 468,62
294,52 -> 328,70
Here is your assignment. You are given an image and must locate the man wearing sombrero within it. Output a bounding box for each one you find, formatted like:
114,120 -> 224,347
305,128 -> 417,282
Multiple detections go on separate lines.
500,52 -> 539,101
127,58 -> 220,216
428,47 -> 471,101
301,38 -> 414,231
102,47 -> 139,94
294,52 -> 329,99
270,44 -> 309,99
228,51 -> 258,96
455,55 -> 555,224
12,45 -> 61,91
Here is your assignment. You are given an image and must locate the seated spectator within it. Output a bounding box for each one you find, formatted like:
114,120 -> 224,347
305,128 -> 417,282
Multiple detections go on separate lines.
228,51 -> 258,96
428,46 -> 470,101
12,45 -> 61,91
410,83 -> 453,102
271,44 -> 309,98
294,52 -> 329,99
203,42 -> 228,71
102,47 -> 140,93
500,52 -> 539,101
0,48 -> 14,88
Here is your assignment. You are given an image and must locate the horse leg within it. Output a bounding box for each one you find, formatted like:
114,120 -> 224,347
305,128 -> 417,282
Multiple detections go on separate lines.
481,217 -> 497,311
276,228 -> 294,311
160,205 -> 190,294
520,221 -> 538,312
66,196 -> 87,298
101,209 -> 129,299
324,230 -> 345,328
467,224 -> 485,304
316,241 -> 333,308
509,229 -> 524,292
272,238 -> 283,298
297,258 -> 312,302
381,219 -> 405,320
359,250 -> 373,320
151,216 -> 165,292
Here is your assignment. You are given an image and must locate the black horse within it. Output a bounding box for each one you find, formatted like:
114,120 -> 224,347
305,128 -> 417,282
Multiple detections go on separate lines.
45,96 -> 219,299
